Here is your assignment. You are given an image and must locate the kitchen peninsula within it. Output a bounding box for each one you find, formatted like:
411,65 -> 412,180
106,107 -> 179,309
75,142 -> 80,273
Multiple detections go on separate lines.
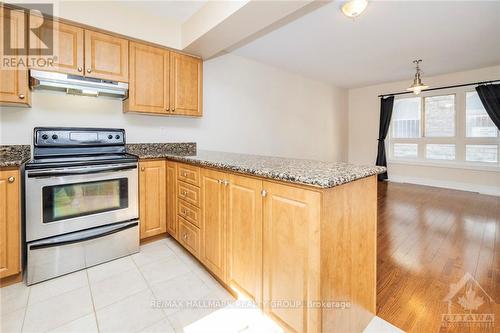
127,143 -> 385,333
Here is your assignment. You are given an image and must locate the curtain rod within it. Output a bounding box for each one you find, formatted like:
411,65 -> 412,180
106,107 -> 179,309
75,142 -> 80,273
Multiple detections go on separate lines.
378,79 -> 500,98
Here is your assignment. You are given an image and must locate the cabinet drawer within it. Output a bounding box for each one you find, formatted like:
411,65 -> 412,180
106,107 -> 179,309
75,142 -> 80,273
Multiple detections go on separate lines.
178,217 -> 200,257
177,163 -> 200,186
177,181 -> 200,207
177,199 -> 200,228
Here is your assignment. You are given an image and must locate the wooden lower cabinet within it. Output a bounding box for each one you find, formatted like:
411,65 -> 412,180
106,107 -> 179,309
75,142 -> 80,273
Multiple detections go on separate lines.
262,182 -> 321,333
200,168 -> 226,281
166,162 -> 177,239
0,169 -> 21,279
139,160 -> 166,239
226,174 -> 262,303
162,162 -> 377,332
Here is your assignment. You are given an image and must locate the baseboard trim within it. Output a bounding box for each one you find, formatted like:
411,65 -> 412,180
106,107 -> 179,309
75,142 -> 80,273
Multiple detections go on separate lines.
0,272 -> 23,287
388,175 -> 500,196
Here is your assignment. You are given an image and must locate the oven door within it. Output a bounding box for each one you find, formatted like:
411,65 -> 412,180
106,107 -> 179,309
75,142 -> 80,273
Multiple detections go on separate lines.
25,163 -> 138,242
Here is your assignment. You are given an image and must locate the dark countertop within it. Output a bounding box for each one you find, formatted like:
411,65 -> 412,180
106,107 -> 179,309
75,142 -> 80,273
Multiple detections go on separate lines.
128,144 -> 385,189
0,145 -> 31,168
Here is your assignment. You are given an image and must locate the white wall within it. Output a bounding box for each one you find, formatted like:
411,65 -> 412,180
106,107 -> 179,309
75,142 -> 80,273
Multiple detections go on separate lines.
0,53 -> 347,162
13,1 -> 182,49
348,65 -> 500,196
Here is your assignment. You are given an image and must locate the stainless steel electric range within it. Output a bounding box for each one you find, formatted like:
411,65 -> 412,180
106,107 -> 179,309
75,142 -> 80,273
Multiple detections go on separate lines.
24,127 -> 139,285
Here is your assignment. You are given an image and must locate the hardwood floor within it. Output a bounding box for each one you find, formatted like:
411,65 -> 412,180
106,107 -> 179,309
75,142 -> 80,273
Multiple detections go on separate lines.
377,181 -> 499,333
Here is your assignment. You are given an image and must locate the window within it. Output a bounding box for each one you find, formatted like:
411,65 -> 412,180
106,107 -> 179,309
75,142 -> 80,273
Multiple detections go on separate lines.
392,98 -> 420,138
426,144 -> 455,160
389,89 -> 499,169
466,92 -> 497,138
466,145 -> 498,163
424,95 -> 455,137
393,143 -> 418,158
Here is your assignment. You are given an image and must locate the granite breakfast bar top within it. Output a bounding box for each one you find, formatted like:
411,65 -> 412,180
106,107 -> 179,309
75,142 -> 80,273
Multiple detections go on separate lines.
0,145 -> 31,167
127,144 -> 386,189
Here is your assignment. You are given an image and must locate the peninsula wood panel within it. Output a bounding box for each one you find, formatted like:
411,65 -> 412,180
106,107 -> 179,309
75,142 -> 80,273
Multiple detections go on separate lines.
200,168 -> 226,281
262,181 -> 321,333
320,176 -> 377,333
0,169 -> 21,279
84,30 -> 128,82
166,162 -> 177,239
29,15 -> 84,75
0,7 -> 30,106
125,42 -> 169,113
139,160 -> 166,239
170,52 -> 202,117
226,174 -> 262,303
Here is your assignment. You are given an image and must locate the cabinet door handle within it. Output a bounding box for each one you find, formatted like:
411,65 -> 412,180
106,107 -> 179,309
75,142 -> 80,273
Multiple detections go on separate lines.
8,176 -> 15,183
77,67 -> 83,72
140,167 -> 145,171
18,94 -> 25,100
171,108 -> 175,112
166,107 -> 170,112
223,180 -> 229,186
86,68 -> 92,73
261,189 -> 267,197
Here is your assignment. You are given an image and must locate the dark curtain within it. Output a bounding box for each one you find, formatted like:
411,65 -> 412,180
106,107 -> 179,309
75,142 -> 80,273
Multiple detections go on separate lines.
375,96 -> 394,181
476,84 -> 500,131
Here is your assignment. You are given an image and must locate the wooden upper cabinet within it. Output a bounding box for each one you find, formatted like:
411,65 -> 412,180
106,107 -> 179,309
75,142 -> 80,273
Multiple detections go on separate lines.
166,162 -> 177,239
262,182 -> 321,333
0,7 -> 30,106
29,15 -> 84,75
0,169 -> 21,279
125,42 -> 169,113
200,168 -> 226,281
226,174 -> 262,303
139,160 -> 166,239
84,30 -> 128,82
170,52 -> 202,116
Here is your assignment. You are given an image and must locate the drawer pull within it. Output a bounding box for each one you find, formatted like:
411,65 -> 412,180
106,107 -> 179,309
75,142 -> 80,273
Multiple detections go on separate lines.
182,191 -> 188,196
182,172 -> 188,177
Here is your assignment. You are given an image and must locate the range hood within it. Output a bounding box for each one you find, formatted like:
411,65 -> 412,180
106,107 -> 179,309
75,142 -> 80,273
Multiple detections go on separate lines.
30,70 -> 128,99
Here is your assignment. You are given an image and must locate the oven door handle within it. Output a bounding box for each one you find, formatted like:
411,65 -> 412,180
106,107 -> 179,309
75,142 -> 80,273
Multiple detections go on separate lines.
27,164 -> 137,178
28,220 -> 139,250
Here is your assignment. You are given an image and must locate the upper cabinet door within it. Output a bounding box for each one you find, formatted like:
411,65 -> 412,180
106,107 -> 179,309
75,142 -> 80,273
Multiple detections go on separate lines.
29,16 -> 84,75
126,42 -> 169,113
170,52 -> 202,117
84,30 -> 128,82
0,7 -> 30,106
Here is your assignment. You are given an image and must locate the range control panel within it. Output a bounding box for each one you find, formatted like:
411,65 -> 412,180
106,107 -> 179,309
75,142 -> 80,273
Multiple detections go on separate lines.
34,127 -> 126,147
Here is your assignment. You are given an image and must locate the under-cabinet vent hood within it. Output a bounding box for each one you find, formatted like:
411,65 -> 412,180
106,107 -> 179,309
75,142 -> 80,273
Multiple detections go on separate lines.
29,70 -> 128,99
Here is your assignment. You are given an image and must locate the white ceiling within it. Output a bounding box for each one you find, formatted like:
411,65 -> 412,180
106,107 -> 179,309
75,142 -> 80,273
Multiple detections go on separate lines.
116,0 -> 207,24
232,1 -> 500,88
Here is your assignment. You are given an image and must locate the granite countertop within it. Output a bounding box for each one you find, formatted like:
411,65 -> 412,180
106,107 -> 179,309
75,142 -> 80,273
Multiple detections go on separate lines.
127,144 -> 386,188
0,145 -> 31,167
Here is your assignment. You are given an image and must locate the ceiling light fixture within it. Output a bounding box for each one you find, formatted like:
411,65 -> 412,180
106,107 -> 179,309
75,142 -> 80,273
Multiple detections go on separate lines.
407,59 -> 429,95
341,0 -> 368,18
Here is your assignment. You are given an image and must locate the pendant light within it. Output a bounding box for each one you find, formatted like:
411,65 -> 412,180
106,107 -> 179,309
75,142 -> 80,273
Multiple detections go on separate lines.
407,59 -> 429,95
341,0 -> 368,18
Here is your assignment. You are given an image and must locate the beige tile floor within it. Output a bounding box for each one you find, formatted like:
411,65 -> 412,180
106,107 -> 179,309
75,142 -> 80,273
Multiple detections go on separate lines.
0,238 -> 403,333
